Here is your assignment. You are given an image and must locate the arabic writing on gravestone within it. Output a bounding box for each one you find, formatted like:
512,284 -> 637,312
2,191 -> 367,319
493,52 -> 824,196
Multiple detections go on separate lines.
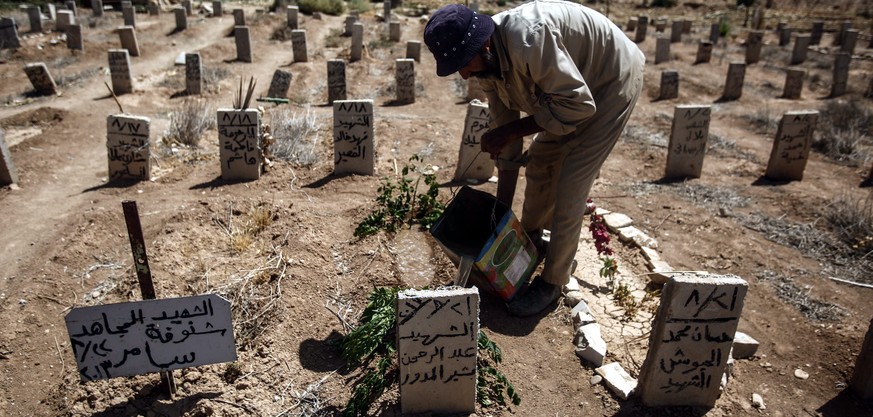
65,294 -> 236,381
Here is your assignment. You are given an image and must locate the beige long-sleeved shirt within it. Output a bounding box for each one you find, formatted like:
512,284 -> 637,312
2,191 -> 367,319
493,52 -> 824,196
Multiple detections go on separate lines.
480,0 -> 645,140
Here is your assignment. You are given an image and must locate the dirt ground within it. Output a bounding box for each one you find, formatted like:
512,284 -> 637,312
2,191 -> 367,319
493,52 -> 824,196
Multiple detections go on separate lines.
1,0 -> 873,416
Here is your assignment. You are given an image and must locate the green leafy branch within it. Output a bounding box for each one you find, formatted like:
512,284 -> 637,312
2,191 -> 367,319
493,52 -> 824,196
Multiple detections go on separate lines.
339,287 -> 520,416
354,156 -> 444,238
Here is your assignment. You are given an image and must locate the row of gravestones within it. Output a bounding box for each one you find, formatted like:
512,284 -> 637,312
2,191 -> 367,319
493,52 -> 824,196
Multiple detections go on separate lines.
640,17 -> 872,100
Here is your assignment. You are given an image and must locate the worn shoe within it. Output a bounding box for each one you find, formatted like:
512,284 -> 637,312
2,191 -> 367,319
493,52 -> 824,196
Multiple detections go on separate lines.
507,278 -> 561,317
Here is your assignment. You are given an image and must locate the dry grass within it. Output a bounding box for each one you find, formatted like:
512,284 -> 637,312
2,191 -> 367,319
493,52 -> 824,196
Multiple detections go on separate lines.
213,202 -> 275,253
267,107 -> 322,166
756,269 -> 844,321
813,97 -> 873,164
162,98 -> 215,147
824,192 -> 873,257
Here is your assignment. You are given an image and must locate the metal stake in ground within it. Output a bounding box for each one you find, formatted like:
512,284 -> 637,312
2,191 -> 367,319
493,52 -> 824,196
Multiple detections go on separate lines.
121,200 -> 177,396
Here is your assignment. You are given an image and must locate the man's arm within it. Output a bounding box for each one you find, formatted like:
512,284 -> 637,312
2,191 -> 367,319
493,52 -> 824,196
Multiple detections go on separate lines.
482,115 -> 544,207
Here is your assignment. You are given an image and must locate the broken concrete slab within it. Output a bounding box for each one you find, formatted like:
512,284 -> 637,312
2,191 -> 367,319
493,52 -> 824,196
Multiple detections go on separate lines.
595,362 -> 637,400
575,323 -> 607,367
731,331 -> 760,359
603,212 -> 633,232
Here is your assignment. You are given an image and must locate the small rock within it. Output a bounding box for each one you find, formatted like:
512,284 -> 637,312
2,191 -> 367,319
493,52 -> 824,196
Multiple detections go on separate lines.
572,310 -> 596,327
732,331 -> 760,359
595,362 -> 637,400
564,291 -> 584,307
751,393 -> 765,409
184,370 -> 202,383
574,324 -> 607,367
589,375 -> 603,385
602,212 -> 633,231
18,299 -> 27,305
794,369 -> 809,380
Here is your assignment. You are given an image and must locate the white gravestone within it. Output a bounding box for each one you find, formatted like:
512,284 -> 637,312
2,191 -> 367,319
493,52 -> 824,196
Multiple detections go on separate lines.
218,109 -> 262,181
107,114 -> 150,181
65,294 -> 236,381
745,31 -> 763,64
327,59 -> 347,103
122,5 -> 136,27
286,5 -> 298,29
235,26 -> 252,62
118,26 -> 140,56
790,34 -> 810,65
27,6 -> 43,33
782,68 -> 804,99
0,128 -> 19,186
108,49 -> 133,95
665,105 -> 711,179
398,287 -> 479,415
395,59 -> 415,104
638,273 -> 748,407
333,100 -> 375,176
175,8 -> 188,30
765,111 -> 818,181
389,21 -> 401,42
0,17 -> 21,49
655,36 -> 670,64
659,70 -> 679,100
453,100 -> 494,182
56,10 -> 74,32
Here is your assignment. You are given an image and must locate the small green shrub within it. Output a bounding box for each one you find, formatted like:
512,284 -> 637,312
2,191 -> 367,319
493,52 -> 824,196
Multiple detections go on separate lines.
354,156 -> 444,238
298,0 -> 345,16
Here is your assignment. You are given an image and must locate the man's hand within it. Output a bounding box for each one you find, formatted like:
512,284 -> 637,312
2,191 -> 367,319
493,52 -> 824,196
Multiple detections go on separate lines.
481,129 -> 514,159
480,115 -> 545,159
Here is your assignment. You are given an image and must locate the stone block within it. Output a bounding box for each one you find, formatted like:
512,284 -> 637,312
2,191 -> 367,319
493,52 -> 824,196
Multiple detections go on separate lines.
218,109 -> 262,181
117,26 -> 139,56
575,323 -> 607,367
564,291 -> 584,307
572,309 -> 596,327
562,277 -> 580,294
333,100 -> 375,176
765,111 -> 818,181
453,100 -> 493,182
732,331 -> 759,359
665,105 -> 711,179
107,114 -> 150,181
397,287 -> 479,414
327,59 -> 347,103
595,362 -> 637,400
266,69 -> 292,99
603,212 -> 633,232
617,226 -> 658,249
24,63 -> 58,96
638,273 -> 748,407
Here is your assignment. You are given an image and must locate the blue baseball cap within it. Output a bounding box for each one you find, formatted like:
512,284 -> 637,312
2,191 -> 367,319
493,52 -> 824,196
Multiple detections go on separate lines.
423,4 -> 494,77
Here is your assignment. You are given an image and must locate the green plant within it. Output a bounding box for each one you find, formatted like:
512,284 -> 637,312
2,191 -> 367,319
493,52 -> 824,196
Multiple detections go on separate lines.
354,156 -> 444,238
347,0 -> 371,14
339,287 -> 520,416
719,19 -> 731,38
298,0 -> 345,16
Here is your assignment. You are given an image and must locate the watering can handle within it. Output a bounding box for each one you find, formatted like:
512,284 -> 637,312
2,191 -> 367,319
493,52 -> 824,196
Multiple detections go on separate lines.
455,256 -> 475,288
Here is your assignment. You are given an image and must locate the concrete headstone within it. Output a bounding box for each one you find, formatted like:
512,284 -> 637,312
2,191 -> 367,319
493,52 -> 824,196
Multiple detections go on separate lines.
841,29 -> 858,55
182,0 -> 193,16
218,109 -> 262,181
122,5 -> 136,27
327,59 -> 347,103
333,100 -> 374,176
634,16 -> 648,43
626,17 -> 637,33
831,53 -> 850,97
118,26 -> 140,56
665,105 -> 711,179
638,273 -> 748,407
655,36 -> 670,64
389,21 -> 401,43
0,17 -> 20,49
286,5 -> 298,29
397,287 -> 479,415
266,69 -> 292,98
233,8 -> 245,26
56,10 -> 74,32
395,59 -> 415,104
67,24 -> 83,51
834,21 -> 851,46
212,1 -> 222,17
350,22 -> 363,62
27,6 -> 43,33
778,27 -> 792,46
722,62 -> 745,101
452,100 -> 493,182
782,68 -> 804,99
659,70 -> 679,100
0,129 -> 18,186
175,8 -> 188,30
235,26 -> 253,62
185,52 -> 202,95
695,41 -> 713,64
65,0 -> 77,17
92,0 -> 104,17
709,23 -> 719,44
745,31 -> 764,64
24,63 -> 58,96
765,111 -> 818,181
147,4 -> 159,16
670,20 -> 683,43
108,49 -> 134,94
790,34 -> 810,65
107,114 -> 150,181
291,29 -> 307,62
809,21 -> 823,45
406,40 -> 421,62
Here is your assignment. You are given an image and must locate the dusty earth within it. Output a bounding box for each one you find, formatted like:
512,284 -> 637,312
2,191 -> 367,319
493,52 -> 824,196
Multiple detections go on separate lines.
1,0 -> 873,416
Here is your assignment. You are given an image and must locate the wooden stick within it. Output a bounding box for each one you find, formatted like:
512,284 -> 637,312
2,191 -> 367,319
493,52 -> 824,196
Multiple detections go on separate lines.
828,276 -> 873,289
104,81 -> 124,114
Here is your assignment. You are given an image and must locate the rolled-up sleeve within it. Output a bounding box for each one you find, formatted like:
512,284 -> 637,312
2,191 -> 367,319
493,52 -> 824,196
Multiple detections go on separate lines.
520,23 -> 596,136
